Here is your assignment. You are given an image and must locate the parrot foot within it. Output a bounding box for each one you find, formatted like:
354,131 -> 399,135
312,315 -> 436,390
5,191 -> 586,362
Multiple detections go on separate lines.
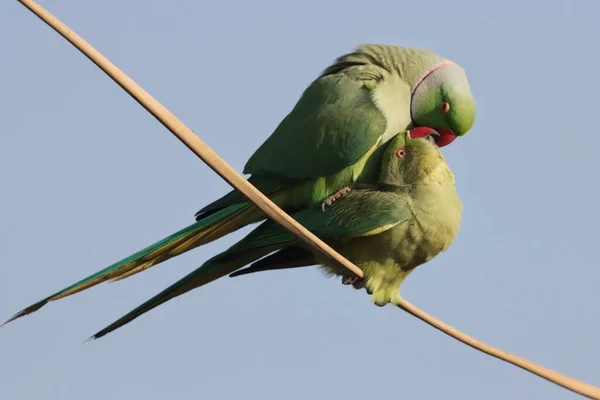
341,276 -> 356,285
321,186 -> 352,211
341,276 -> 366,290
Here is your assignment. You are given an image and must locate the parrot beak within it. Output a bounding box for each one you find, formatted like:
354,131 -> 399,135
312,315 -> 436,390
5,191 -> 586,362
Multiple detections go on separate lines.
408,126 -> 438,139
407,127 -> 440,146
434,128 -> 457,147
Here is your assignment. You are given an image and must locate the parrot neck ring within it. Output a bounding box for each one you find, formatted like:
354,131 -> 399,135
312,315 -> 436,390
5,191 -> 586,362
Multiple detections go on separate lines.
412,60 -> 457,92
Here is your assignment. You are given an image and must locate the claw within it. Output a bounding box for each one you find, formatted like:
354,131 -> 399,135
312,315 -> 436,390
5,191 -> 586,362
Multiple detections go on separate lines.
321,186 -> 353,212
342,276 -> 357,285
352,279 -> 365,290
341,276 -> 366,291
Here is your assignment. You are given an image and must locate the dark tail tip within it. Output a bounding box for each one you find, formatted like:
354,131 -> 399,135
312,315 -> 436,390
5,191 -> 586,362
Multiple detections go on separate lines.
1,311 -> 27,328
88,331 -> 106,341
83,335 -> 100,344
228,269 -> 247,278
0,301 -> 48,328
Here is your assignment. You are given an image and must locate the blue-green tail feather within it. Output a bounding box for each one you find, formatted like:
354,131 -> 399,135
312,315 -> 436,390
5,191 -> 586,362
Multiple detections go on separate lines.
2,202 -> 251,326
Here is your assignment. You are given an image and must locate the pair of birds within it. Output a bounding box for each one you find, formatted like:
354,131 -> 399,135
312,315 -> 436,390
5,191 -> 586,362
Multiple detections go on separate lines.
3,44 -> 476,339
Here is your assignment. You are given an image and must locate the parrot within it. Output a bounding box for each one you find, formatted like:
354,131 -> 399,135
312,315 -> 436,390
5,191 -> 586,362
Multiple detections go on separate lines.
4,128 -> 462,338
87,129 -> 462,339
2,43 -> 474,327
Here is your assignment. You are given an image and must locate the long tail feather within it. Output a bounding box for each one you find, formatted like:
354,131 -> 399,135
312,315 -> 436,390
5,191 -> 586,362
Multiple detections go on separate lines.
89,247 -> 278,339
229,247 -> 314,278
2,203 -> 254,326
194,174 -> 289,220
108,205 -> 257,283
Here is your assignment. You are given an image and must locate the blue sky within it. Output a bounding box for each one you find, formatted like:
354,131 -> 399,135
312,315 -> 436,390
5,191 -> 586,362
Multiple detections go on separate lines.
1,0 -> 598,399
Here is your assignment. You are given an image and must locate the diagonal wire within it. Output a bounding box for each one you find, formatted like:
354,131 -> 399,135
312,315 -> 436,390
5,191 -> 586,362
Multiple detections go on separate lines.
14,1 -> 600,398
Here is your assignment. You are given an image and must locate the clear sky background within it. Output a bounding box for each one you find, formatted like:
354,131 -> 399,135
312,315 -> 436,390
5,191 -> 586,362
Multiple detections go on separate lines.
1,0 -> 598,399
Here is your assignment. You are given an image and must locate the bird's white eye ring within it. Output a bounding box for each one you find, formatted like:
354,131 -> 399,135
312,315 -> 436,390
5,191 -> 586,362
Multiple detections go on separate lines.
395,147 -> 407,158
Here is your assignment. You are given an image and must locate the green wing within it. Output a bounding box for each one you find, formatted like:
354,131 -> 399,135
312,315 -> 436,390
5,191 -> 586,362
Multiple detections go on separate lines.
196,65 -> 388,218
194,173 -> 291,219
232,189 -> 412,249
88,190 -> 412,339
244,70 -> 387,180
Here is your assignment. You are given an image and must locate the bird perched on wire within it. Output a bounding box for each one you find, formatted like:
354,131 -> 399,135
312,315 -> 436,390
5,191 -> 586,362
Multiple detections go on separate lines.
3,44 -> 473,337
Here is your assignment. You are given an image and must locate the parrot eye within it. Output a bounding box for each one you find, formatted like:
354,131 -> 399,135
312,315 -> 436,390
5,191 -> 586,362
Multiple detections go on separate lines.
395,147 -> 407,159
439,101 -> 451,114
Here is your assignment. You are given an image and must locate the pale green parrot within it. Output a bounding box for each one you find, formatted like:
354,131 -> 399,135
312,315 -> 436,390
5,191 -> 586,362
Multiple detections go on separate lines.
3,44 -> 473,326
5,133 -> 462,338
85,129 -> 462,339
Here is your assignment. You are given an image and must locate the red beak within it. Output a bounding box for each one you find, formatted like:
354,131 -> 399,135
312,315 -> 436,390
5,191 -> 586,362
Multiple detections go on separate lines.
408,126 -> 438,139
435,127 -> 458,147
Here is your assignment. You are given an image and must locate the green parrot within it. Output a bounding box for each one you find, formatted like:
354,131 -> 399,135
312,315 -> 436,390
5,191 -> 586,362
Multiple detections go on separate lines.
4,129 -> 461,338
86,129 -> 462,339
2,43 -> 474,326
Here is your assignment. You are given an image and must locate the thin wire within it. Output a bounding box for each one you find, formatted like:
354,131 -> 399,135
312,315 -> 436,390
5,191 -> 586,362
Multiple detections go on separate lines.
15,1 -> 600,398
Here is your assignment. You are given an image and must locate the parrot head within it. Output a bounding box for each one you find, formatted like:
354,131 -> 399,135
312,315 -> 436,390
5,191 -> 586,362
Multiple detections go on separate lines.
410,61 -> 476,147
379,127 -> 446,186
321,44 -> 476,148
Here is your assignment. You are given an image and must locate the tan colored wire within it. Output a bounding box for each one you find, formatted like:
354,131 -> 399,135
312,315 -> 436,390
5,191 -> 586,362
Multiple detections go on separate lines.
16,1 -> 600,398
